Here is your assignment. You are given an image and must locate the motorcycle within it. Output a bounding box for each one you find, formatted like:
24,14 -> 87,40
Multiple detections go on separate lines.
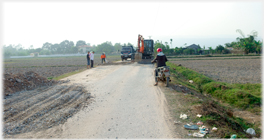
154,66 -> 171,87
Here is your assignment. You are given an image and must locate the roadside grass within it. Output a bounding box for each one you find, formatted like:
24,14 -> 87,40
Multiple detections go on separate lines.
167,54 -> 261,59
166,62 -> 261,113
165,61 -> 261,138
52,68 -> 87,80
168,57 -> 261,61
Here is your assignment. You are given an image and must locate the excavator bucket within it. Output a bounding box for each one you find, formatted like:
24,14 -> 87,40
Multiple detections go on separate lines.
134,52 -> 142,62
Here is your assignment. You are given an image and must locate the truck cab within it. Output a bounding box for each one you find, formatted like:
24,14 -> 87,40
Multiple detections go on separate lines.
120,46 -> 135,61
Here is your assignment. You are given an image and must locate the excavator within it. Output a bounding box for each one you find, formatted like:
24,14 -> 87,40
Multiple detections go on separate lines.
134,34 -> 154,62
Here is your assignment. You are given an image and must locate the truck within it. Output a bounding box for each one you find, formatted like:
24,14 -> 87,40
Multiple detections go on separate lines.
120,46 -> 135,61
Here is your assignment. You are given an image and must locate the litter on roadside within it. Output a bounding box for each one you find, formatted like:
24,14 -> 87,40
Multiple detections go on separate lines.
189,80 -> 193,84
180,114 -> 188,119
193,132 -> 205,138
196,114 -> 202,117
174,121 -> 181,125
246,128 -> 256,136
196,121 -> 203,125
199,126 -> 209,134
230,134 -> 237,139
212,127 -> 217,132
184,124 -> 199,130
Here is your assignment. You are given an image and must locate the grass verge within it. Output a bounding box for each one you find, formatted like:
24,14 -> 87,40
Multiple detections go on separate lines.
166,61 -> 261,113
52,68 -> 87,80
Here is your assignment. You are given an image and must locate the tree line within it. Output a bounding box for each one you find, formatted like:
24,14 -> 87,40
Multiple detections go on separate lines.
3,40 -> 134,58
154,30 -> 262,55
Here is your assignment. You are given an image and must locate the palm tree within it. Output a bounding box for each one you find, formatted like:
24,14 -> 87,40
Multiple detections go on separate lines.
236,29 -> 258,54
209,47 -> 213,54
170,39 -> 173,49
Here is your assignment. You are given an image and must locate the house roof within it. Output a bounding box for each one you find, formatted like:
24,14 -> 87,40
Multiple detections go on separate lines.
186,44 -> 201,49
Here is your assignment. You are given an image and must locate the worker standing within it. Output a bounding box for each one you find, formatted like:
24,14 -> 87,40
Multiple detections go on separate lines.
90,51 -> 94,68
86,51 -> 91,69
101,53 -> 106,64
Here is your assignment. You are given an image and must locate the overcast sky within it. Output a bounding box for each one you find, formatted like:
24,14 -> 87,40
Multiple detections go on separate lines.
1,0 -> 263,49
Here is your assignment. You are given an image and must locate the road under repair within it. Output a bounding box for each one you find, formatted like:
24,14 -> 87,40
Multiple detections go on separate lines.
4,62 -> 178,139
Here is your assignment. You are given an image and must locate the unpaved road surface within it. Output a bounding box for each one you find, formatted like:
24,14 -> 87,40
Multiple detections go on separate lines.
4,62 -> 176,139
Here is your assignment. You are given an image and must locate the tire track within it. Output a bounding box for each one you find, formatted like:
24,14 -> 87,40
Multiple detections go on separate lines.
4,86 -> 72,123
3,84 -> 92,135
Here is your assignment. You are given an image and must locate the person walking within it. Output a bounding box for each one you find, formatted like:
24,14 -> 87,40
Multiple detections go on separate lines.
101,53 -> 106,64
86,51 -> 91,69
90,51 -> 95,68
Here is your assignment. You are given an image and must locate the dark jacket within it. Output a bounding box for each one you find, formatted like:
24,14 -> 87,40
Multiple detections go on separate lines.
87,54 -> 90,60
151,52 -> 168,67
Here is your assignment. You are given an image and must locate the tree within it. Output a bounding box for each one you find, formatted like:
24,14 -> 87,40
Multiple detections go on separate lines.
96,41 -> 114,54
254,40 -> 262,54
76,40 -> 86,48
236,29 -> 259,54
42,42 -> 53,52
215,45 -> 225,54
114,43 -> 122,52
224,43 -> 231,48
51,44 -> 60,54
60,40 -> 75,54
209,47 -> 213,54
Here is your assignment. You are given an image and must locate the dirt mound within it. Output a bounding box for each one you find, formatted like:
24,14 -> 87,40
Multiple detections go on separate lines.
4,71 -> 57,96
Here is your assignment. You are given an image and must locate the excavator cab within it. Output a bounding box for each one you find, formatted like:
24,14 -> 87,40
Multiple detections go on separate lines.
134,34 -> 154,62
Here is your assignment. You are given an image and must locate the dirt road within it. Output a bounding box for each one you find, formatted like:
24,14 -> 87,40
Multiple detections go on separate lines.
5,62 -> 176,139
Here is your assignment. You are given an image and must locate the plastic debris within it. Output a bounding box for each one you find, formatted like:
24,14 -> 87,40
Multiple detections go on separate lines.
174,121 -> 181,125
246,128 -> 256,136
230,134 -> 237,139
180,114 -> 188,119
184,124 -> 199,130
212,127 -> 217,132
197,114 -> 202,117
199,126 -> 209,134
197,121 -> 203,125
189,80 -> 193,83
193,132 -> 205,138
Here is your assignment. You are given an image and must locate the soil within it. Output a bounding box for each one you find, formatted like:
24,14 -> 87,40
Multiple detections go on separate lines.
3,71 -> 58,96
170,57 -> 261,84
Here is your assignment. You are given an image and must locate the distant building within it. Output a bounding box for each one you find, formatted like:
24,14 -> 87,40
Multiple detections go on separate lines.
186,44 -> 201,53
30,52 -> 39,57
78,45 -> 92,53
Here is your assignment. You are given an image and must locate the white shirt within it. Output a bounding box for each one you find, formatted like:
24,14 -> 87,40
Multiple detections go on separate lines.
90,53 -> 94,60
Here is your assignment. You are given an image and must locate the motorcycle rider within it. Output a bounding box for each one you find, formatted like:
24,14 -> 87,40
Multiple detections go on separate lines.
151,48 -> 168,86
